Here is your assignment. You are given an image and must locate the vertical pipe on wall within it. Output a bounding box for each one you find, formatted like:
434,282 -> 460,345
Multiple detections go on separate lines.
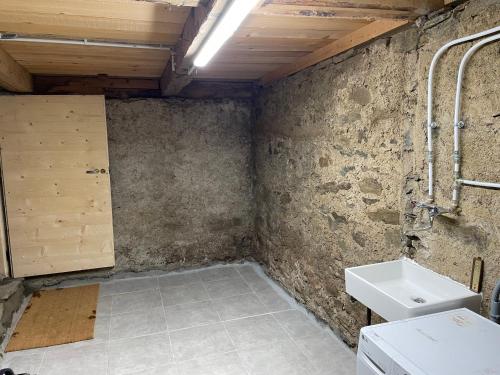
451,33 -> 500,207
426,26 -> 500,203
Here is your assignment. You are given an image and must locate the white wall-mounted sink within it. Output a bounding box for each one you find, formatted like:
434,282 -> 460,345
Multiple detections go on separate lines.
345,258 -> 481,321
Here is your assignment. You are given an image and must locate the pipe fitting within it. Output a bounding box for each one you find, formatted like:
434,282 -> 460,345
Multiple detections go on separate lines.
426,26 -> 500,207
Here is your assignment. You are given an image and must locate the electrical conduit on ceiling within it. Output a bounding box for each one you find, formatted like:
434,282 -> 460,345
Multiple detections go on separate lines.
0,33 -> 171,50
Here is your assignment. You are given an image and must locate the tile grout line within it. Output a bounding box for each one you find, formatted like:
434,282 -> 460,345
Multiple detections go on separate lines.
158,276 -> 176,366
232,267 -> 260,375
105,289 -> 293,330
100,284 -> 159,298
160,268 -> 297,334
202,273 -> 252,375
247,269 -> 318,371
270,312 -> 322,375
36,350 -> 47,375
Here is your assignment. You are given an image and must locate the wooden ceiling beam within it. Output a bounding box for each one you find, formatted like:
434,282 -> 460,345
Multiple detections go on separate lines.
0,46 -> 33,92
178,80 -> 258,99
33,76 -> 161,97
160,0 -> 229,96
253,4 -> 414,20
32,75 -> 257,99
260,19 -> 409,85
266,1 -> 444,15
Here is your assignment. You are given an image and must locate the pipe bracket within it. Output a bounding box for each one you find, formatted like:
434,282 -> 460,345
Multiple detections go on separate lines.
457,121 -> 465,129
453,151 -> 461,163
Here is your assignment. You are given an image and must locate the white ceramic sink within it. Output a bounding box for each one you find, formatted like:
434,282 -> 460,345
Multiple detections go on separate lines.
345,258 -> 481,321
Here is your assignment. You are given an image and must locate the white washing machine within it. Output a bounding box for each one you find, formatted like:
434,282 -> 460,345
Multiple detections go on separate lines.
357,308 -> 500,375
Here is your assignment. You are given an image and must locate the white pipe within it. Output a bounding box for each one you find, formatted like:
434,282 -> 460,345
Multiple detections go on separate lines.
0,34 -> 171,50
458,179 -> 500,189
426,26 -> 500,203
452,33 -> 500,206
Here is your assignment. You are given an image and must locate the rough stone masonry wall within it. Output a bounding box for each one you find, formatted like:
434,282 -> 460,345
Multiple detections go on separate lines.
254,0 -> 500,347
107,98 -> 254,272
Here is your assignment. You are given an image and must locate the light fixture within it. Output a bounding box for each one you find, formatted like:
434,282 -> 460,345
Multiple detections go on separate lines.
193,0 -> 261,68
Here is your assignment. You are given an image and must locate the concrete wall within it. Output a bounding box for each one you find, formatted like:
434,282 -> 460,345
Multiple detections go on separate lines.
254,0 -> 500,346
107,98 -> 254,272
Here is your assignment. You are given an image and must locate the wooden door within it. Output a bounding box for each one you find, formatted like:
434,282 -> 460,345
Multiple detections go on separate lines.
0,95 -> 115,277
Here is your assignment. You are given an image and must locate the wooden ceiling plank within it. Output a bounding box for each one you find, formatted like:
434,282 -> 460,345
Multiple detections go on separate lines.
0,0 -> 192,45
0,43 -> 170,60
253,4 -> 413,20
243,14 -> 370,31
0,46 -> 33,92
0,13 -> 183,44
266,0 -> 444,15
213,50 -> 306,64
227,36 -> 331,52
16,60 -> 167,70
260,19 -> 408,84
27,68 -> 163,78
1,41 -> 170,79
236,27 -> 352,40
0,0 -> 190,25
160,0 -> 230,96
199,63 -> 283,73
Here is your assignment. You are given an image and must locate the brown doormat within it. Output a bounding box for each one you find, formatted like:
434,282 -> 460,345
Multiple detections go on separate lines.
6,284 -> 100,352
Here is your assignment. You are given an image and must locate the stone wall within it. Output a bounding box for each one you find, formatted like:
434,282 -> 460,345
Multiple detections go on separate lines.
253,0 -> 500,347
107,98 -> 254,272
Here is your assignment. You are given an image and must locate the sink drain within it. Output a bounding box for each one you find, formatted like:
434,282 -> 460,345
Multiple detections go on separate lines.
412,297 -> 426,304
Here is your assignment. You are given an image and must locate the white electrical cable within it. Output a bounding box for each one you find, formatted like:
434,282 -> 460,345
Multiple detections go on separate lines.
0,34 -> 171,50
426,25 -> 500,202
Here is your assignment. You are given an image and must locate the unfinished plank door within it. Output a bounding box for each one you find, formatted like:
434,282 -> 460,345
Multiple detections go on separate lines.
0,95 -> 115,277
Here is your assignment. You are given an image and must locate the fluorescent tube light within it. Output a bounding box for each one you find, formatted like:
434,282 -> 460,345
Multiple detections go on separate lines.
193,0 -> 260,68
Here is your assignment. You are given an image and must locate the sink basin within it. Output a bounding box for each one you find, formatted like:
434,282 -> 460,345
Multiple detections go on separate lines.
345,258 -> 481,321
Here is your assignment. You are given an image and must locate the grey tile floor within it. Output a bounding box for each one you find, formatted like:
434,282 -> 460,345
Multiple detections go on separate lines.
0,263 -> 356,375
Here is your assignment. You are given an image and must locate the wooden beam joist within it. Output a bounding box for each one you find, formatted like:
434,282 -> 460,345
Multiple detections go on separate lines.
0,46 -> 32,92
254,0 -> 446,20
266,1 -> 444,16
33,76 -> 161,97
160,0 -> 229,96
260,19 -> 409,85
32,75 -> 257,99
178,80 -> 258,99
